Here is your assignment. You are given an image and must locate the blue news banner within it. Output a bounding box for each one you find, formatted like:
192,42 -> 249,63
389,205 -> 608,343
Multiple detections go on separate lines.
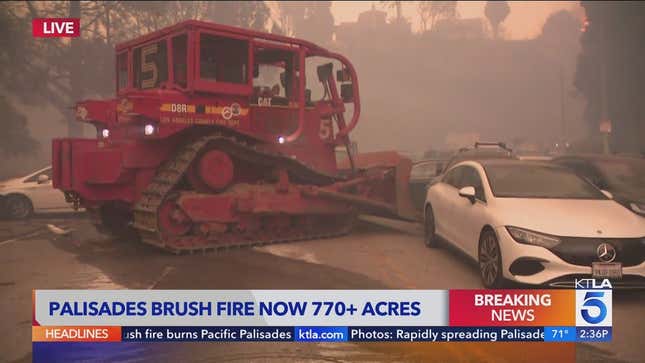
119,326 -> 612,342
33,289 -> 613,344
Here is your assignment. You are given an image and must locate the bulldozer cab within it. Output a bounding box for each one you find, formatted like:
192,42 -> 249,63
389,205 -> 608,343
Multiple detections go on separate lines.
113,20 -> 360,147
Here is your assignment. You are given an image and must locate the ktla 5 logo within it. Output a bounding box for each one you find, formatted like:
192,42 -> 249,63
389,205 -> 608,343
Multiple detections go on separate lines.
32,18 -> 80,38
575,285 -> 612,327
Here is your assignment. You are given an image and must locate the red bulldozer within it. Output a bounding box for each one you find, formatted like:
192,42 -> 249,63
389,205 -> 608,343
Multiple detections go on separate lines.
53,20 -> 417,253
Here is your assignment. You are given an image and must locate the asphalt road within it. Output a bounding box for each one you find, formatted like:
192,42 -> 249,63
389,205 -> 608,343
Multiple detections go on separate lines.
0,213 -> 642,363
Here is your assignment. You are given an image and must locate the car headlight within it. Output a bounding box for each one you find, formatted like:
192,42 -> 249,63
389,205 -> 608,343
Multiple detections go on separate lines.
506,226 -> 561,249
629,202 -> 645,216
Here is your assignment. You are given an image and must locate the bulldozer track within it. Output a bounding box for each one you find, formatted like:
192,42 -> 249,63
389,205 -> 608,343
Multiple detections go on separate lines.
136,219 -> 353,254
132,133 -> 352,253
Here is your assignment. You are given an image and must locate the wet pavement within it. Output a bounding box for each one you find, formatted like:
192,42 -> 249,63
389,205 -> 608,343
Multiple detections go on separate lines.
0,213 -> 642,362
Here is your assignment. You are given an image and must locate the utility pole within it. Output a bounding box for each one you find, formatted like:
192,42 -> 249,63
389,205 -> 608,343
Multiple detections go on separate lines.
395,1 -> 402,22
558,34 -> 566,149
599,21 -> 610,154
559,62 -> 567,147
68,1 -> 83,137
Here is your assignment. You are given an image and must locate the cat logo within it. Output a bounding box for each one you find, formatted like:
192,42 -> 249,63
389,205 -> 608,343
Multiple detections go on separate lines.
258,97 -> 272,107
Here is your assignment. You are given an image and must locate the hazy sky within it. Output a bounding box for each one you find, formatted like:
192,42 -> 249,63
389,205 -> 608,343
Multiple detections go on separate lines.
331,1 -> 583,39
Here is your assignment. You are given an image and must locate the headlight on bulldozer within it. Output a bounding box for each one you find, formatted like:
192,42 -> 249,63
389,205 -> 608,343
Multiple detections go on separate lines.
144,124 -> 156,136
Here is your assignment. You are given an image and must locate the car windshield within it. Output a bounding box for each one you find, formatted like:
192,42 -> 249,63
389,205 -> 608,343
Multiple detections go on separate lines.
411,160 -> 442,180
594,159 -> 645,192
485,164 -> 607,199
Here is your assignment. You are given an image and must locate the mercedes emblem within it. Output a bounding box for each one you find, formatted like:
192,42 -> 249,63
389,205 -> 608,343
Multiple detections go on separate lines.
596,243 -> 617,263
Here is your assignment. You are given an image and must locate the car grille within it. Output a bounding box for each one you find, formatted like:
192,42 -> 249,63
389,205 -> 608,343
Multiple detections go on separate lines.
549,237 -> 644,267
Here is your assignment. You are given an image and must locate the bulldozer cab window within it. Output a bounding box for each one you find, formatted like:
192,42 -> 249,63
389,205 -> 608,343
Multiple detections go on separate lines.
254,64 -> 286,98
199,34 -> 248,84
117,52 -> 128,90
252,48 -> 295,104
305,56 -> 342,102
133,40 -> 168,89
172,34 -> 188,88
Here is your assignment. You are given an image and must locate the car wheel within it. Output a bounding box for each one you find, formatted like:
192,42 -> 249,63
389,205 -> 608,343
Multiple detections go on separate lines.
6,194 -> 33,219
424,205 -> 438,248
478,229 -> 506,288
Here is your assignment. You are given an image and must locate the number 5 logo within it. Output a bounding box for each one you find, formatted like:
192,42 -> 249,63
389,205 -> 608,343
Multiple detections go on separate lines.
141,43 -> 158,89
319,118 -> 332,141
581,291 -> 607,324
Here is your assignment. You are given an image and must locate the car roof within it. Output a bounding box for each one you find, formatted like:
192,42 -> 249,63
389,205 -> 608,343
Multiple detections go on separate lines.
554,153 -> 644,163
444,149 -> 515,166
457,149 -> 512,157
474,159 -> 557,168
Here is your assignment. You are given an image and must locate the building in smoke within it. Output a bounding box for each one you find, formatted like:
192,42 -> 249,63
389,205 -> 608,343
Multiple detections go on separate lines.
334,5 -> 411,51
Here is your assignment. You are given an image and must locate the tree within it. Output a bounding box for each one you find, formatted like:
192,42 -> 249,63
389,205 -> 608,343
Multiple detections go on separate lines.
540,10 -> 581,45
118,2 -> 270,35
304,2 -> 334,44
0,97 -> 38,155
380,1 -> 403,22
207,1 -> 270,30
1,1 -> 276,140
418,1 -> 458,33
277,2 -> 334,44
277,1 -> 306,36
484,1 -> 510,39
575,2 -> 645,154
0,2 -> 49,152
537,10 -> 582,146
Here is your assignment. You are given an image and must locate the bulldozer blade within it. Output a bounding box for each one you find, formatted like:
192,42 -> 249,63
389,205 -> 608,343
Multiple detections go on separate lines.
338,151 -> 421,222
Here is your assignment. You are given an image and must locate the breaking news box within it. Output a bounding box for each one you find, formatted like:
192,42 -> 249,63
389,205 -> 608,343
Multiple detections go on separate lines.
32,282 -> 612,361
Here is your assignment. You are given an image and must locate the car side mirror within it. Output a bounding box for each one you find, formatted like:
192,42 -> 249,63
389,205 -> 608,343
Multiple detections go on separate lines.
458,186 -> 476,204
37,174 -> 50,184
600,190 -> 613,199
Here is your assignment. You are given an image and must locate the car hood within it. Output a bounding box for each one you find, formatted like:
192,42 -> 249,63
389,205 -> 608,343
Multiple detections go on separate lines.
0,177 -> 24,190
492,198 -> 645,238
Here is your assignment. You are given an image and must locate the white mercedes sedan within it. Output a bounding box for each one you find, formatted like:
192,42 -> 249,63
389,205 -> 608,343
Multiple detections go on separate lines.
423,159 -> 645,288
